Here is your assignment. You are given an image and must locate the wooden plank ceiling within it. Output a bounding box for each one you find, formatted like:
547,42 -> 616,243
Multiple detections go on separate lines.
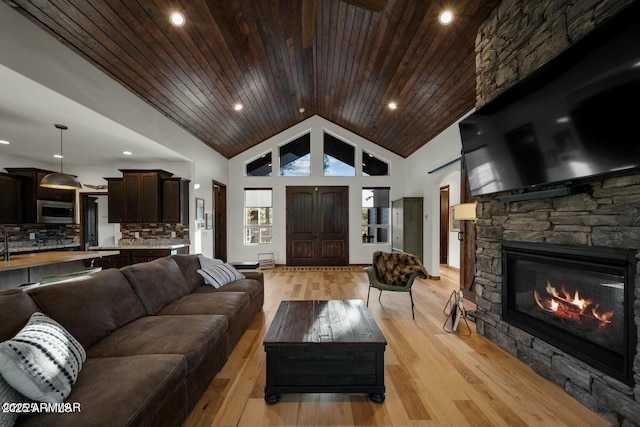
11,0 -> 500,159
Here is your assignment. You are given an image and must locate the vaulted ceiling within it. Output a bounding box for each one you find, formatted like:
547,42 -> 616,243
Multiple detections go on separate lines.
10,0 -> 500,159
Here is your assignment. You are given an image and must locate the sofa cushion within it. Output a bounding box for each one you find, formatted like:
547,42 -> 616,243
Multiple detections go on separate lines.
86,315 -> 228,374
0,312 -> 85,403
0,289 -> 39,343
18,355 -> 187,427
197,263 -> 244,288
192,278 -> 263,301
121,257 -> 191,315
158,292 -> 250,318
27,269 -> 147,350
170,254 -> 205,292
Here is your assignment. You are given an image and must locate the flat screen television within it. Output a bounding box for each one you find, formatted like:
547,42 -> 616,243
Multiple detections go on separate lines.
459,2 -> 640,197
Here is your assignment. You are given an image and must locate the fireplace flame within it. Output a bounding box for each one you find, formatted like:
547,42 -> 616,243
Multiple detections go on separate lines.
533,281 -> 613,327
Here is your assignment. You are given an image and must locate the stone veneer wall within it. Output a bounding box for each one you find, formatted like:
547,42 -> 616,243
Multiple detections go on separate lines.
119,223 -> 189,244
472,1 -> 640,425
2,224 -> 80,251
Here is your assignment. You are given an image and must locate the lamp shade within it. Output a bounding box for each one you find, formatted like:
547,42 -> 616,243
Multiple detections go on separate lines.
452,203 -> 477,221
40,123 -> 81,190
40,172 -> 82,190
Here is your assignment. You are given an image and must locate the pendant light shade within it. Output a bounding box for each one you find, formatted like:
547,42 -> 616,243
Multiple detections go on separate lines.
40,124 -> 81,190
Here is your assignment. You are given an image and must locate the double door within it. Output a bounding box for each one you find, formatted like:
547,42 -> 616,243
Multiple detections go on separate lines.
286,186 -> 349,266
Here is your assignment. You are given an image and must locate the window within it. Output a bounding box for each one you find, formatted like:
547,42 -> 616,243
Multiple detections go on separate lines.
362,188 -> 390,243
324,133 -> 355,176
244,189 -> 272,245
246,152 -> 272,176
280,134 -> 310,176
362,151 -> 389,176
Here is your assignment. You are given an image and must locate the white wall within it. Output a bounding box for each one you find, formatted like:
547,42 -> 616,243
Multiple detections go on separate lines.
227,116 -> 406,264
405,116 -> 470,277
0,2 -> 227,257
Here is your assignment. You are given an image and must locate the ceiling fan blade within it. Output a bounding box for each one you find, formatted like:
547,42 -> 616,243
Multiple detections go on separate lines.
302,0 -> 317,48
342,0 -> 388,12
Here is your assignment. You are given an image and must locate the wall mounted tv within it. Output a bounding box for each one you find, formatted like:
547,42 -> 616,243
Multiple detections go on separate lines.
459,3 -> 640,198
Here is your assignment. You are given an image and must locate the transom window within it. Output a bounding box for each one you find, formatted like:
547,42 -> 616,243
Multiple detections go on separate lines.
280,134 -> 310,176
362,188 -> 390,244
362,151 -> 389,176
244,189 -> 273,245
246,152 -> 272,176
324,133 -> 355,176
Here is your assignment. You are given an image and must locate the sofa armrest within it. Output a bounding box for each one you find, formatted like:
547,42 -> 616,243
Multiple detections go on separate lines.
242,271 -> 264,286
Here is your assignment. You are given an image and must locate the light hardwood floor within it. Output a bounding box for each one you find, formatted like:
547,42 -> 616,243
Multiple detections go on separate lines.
183,266 -> 612,427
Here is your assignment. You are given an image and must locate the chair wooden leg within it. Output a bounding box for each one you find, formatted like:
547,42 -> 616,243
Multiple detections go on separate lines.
378,289 -> 382,302
367,285 -> 371,306
409,289 -> 415,320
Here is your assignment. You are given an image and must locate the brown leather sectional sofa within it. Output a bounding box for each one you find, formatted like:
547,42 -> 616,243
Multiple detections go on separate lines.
0,254 -> 264,427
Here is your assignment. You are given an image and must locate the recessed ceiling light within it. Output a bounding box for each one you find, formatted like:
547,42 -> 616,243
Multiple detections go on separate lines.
388,102 -> 397,110
234,103 -> 243,111
0,140 -> 10,145
123,151 -> 133,155
53,154 -> 63,159
170,11 -> 185,27
439,10 -> 454,25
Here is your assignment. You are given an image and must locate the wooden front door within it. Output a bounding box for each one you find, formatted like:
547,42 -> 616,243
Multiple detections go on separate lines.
286,186 -> 349,265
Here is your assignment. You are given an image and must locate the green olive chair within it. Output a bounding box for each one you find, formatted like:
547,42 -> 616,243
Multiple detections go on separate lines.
364,251 -> 428,320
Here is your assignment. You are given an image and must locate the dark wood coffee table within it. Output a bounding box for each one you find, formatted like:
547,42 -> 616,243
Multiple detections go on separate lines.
263,299 -> 386,403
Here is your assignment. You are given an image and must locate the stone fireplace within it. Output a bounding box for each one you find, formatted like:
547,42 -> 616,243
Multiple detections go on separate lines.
502,241 -> 636,385
471,1 -> 640,424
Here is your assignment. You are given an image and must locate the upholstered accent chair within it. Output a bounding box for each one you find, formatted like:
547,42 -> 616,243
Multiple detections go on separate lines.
364,251 -> 428,319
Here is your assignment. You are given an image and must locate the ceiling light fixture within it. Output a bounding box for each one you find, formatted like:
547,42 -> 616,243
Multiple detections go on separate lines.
388,102 -> 397,110
40,124 -> 82,190
0,140 -> 10,145
439,10 -> 454,25
234,103 -> 243,111
123,150 -> 133,155
170,12 -> 185,27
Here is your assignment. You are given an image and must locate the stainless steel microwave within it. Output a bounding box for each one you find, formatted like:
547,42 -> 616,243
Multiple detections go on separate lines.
37,200 -> 75,224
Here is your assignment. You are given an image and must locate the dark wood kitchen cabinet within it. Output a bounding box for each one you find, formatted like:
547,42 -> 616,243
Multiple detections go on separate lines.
6,168 -> 75,203
106,178 -> 123,223
0,173 -> 24,224
106,170 -> 188,224
92,246 -> 189,269
121,170 -> 169,223
4,168 -> 76,223
162,178 -> 190,223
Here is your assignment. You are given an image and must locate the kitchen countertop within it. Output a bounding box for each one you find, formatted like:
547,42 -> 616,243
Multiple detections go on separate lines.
8,244 -> 81,254
88,244 -> 189,250
0,251 -> 120,272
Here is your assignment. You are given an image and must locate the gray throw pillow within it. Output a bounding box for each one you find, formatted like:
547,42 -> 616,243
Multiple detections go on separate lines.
197,263 -> 245,289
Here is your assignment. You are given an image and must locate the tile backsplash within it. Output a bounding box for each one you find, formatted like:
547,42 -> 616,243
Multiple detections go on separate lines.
1,224 -> 80,252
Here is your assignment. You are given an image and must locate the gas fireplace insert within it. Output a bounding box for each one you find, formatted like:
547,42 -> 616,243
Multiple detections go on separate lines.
502,241 -> 636,385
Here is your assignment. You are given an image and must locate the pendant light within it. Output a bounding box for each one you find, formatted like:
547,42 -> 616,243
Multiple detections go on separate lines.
40,124 -> 82,190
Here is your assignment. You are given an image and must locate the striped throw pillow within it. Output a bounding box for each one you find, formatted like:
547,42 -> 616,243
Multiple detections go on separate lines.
0,312 -> 86,403
197,263 -> 245,288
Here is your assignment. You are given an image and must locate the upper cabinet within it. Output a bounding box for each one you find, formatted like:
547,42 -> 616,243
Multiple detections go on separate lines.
6,168 -> 75,203
4,168 -> 76,224
106,170 -> 189,224
162,177 -> 190,223
105,178 -> 123,223
0,173 -> 24,224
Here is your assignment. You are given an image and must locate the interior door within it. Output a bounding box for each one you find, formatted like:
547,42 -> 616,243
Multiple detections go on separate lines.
213,181 -> 227,261
439,185 -> 450,265
286,186 -> 349,265
82,195 -> 98,250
